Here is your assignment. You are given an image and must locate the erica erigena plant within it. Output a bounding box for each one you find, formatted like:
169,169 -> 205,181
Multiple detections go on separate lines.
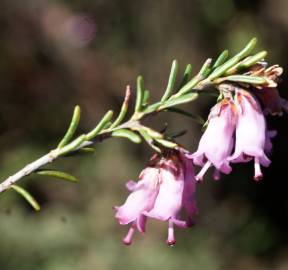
0,38 -> 286,245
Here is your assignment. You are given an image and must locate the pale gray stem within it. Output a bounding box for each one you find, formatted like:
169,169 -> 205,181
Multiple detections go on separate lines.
0,149 -> 61,193
0,122 -> 134,194
0,120 -> 158,194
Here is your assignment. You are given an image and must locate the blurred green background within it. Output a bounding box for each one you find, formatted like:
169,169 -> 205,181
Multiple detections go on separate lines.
0,0 -> 288,269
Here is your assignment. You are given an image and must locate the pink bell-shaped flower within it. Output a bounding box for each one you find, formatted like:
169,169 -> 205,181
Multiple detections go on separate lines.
114,150 -> 197,246
228,89 -> 271,181
190,98 -> 237,181
114,166 -> 160,245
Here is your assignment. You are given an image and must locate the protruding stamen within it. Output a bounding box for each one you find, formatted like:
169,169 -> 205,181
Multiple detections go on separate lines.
195,161 -> 211,181
213,169 -> 221,181
166,219 -> 176,246
122,223 -> 136,245
254,157 -> 263,182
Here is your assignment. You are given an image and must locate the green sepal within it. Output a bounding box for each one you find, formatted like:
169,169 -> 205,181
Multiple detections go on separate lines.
11,185 -> 40,211
112,129 -> 142,144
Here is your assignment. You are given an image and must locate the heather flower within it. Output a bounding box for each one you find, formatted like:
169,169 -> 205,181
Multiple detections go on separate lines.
114,150 -> 197,246
180,152 -> 198,226
228,89 -> 271,181
190,98 -> 237,181
114,166 -> 160,244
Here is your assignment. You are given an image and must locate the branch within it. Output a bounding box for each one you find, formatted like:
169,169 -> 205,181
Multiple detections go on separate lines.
0,37 -> 272,207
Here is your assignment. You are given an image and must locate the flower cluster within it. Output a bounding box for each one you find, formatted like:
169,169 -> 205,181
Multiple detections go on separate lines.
192,63 -> 284,182
114,61 -> 286,246
191,89 -> 270,181
114,150 -> 197,246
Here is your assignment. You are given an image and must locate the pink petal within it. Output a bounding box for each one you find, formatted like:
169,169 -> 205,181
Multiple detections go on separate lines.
115,167 -> 160,225
146,162 -> 184,221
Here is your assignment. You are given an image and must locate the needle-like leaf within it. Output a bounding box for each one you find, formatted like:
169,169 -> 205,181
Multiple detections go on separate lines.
161,60 -> 178,102
11,185 -> 40,211
36,170 -> 78,182
58,105 -> 81,148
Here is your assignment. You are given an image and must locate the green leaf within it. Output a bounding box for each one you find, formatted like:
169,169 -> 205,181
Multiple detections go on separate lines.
177,58 -> 211,96
161,60 -> 178,102
239,51 -> 268,68
11,185 -> 40,211
36,170 -> 78,182
225,51 -> 268,75
199,58 -> 212,78
135,76 -> 144,112
208,37 -> 258,80
159,93 -> 198,110
166,108 -> 204,124
141,127 -> 163,139
213,50 -> 229,69
178,64 -> 193,89
59,147 -> 96,157
138,129 -> 161,153
142,101 -> 163,114
155,139 -> 177,149
86,110 -> 114,140
58,134 -> 86,156
112,129 -> 142,144
58,105 -> 81,148
142,90 -> 150,107
236,37 -> 258,59
224,75 -> 266,84
110,86 -> 131,128
176,77 -> 199,96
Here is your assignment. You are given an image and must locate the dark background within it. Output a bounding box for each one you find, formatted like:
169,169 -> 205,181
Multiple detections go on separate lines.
0,0 -> 288,269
